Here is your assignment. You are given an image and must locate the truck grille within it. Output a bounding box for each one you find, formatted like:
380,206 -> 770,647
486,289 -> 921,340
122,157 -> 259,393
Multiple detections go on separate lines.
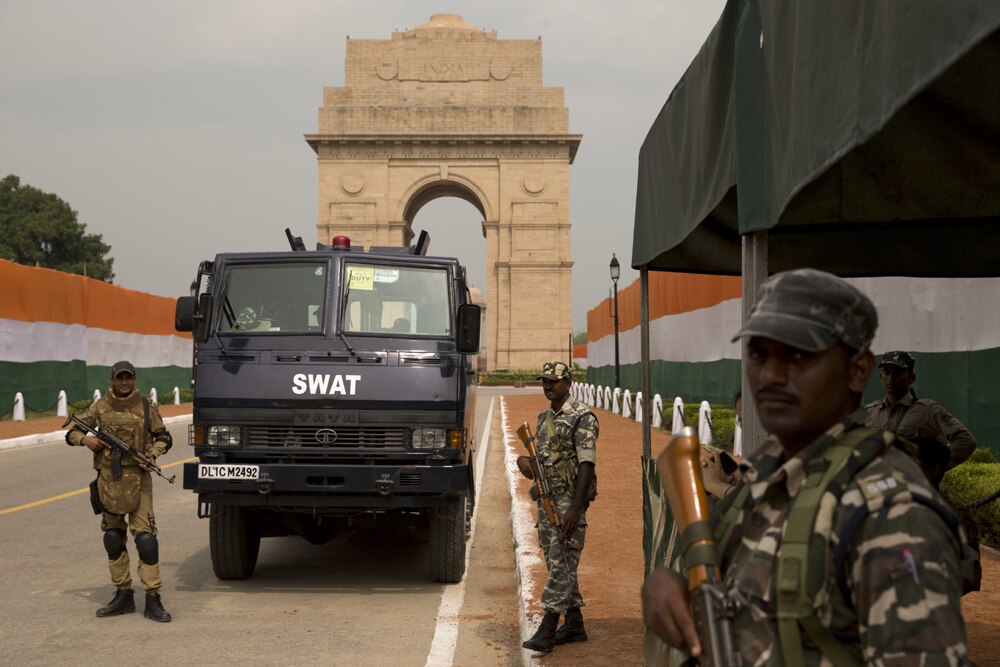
246,425 -> 408,448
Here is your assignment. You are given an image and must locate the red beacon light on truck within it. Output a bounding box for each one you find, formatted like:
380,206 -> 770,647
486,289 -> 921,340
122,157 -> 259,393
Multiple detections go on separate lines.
331,236 -> 351,251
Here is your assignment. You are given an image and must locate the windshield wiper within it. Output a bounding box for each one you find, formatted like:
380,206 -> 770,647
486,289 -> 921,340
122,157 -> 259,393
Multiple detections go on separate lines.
339,281 -> 356,356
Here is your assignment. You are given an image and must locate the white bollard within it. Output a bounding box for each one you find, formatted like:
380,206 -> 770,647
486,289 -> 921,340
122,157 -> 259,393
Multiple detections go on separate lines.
13,392 -> 26,422
698,400 -> 713,445
595,385 -> 604,410
672,396 -> 685,433
734,419 -> 743,457
635,391 -> 643,423
57,390 -> 68,417
652,394 -> 663,429
173,386 -> 181,405
149,388 -> 159,405
603,386 -> 612,410
622,390 -> 633,419
93,389 -> 101,402
588,384 -> 596,406
612,387 -> 622,415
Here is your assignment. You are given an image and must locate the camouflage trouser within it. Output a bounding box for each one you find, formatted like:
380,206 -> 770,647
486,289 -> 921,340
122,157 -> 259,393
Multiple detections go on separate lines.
537,494 -> 587,615
100,470 -> 161,592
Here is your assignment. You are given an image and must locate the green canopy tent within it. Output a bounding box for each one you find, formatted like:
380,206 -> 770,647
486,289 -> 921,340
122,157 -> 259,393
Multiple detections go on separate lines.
631,0 -> 1000,458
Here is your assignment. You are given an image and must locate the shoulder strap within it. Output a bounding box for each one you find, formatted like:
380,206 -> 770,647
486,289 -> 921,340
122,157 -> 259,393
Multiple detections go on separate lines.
776,427 -> 879,667
142,397 -> 150,453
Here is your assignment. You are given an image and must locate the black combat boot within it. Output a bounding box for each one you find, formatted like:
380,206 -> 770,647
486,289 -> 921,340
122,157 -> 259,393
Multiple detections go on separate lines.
522,610 -> 560,652
144,591 -> 172,623
554,607 -> 588,645
96,588 -> 135,617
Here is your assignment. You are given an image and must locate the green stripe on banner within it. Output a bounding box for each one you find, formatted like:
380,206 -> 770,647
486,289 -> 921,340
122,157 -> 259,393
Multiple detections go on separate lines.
590,347 -> 1000,457
0,361 -> 191,417
588,359 -> 742,410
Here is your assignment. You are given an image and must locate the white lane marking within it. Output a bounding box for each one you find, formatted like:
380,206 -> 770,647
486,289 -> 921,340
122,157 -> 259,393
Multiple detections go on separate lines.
424,396 -> 494,667
500,398 -> 546,667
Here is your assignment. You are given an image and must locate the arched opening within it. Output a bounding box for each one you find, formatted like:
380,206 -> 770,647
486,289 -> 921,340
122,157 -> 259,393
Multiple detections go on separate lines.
405,182 -> 488,303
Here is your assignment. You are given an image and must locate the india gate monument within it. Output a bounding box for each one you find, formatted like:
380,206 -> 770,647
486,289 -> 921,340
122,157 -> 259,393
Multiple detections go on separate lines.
305,14 -> 581,372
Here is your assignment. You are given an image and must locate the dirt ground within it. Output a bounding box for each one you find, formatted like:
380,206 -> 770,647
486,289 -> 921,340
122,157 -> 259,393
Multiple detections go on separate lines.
501,394 -> 1000,667
5,398 -> 998,665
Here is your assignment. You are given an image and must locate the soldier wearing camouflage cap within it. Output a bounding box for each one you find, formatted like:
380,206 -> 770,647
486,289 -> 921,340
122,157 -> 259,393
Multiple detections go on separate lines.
865,350 -> 977,469
66,360 -> 174,622
643,269 -> 972,665
517,360 -> 599,653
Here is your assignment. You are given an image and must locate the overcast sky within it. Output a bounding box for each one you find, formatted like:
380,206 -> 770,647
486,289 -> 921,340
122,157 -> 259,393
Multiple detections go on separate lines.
1,0 -> 725,332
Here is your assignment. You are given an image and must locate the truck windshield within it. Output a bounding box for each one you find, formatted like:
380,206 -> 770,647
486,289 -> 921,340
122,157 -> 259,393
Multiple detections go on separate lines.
342,263 -> 451,336
218,262 -> 327,333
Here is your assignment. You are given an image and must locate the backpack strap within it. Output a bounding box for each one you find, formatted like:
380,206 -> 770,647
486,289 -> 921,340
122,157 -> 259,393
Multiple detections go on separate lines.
776,427 -> 880,667
142,397 -> 150,454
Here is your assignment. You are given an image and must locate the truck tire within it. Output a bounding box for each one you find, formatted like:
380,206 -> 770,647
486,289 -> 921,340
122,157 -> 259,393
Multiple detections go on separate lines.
429,496 -> 467,583
210,505 -> 260,580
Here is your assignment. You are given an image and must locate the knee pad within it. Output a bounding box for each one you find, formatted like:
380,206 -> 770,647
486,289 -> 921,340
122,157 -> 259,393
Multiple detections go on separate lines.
103,528 -> 126,560
134,532 -> 159,565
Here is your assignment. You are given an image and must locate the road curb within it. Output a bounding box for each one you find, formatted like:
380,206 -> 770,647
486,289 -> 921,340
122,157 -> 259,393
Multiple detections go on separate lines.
0,414 -> 192,452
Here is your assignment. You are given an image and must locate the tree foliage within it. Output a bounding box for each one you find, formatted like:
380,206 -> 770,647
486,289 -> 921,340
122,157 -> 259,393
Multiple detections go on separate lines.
573,330 -> 588,345
0,174 -> 114,281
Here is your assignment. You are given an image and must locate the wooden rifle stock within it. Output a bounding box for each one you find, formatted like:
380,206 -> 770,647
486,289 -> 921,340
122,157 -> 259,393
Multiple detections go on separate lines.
516,422 -> 562,528
656,426 -> 737,667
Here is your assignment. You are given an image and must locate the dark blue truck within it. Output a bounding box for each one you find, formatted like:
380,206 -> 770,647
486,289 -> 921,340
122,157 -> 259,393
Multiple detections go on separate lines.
175,231 -> 480,583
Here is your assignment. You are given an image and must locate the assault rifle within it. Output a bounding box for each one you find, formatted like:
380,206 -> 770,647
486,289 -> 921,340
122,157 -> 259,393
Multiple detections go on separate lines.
657,426 -> 737,666
64,414 -> 176,484
516,422 -> 561,528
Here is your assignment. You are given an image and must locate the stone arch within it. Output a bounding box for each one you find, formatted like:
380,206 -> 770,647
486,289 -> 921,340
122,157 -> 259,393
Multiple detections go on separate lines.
305,14 -> 581,372
399,176 -> 492,225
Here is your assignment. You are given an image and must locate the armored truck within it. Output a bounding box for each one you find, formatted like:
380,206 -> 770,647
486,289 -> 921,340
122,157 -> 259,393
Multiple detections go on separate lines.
174,231 -> 481,583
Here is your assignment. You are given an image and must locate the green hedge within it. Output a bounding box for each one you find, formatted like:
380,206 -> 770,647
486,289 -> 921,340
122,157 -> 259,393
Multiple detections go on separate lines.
941,456 -> 1000,548
477,369 -> 542,387
658,403 -> 738,453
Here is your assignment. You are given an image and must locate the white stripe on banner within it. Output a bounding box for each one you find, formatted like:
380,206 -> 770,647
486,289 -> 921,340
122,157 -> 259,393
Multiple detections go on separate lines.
587,277 -> 1000,369
1,318 -> 191,368
589,299 -> 741,368
0,320 -> 87,363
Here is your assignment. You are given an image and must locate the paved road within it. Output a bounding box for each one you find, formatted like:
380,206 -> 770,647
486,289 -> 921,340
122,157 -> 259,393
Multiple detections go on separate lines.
0,388 -> 532,666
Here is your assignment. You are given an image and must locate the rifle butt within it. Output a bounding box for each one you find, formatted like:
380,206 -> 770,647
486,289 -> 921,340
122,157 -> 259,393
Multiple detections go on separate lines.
656,426 -> 720,589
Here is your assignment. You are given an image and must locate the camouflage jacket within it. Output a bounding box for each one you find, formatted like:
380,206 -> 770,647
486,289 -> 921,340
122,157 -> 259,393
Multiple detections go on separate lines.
865,393 -> 977,469
714,408 -> 970,666
66,389 -> 171,471
535,399 -> 598,499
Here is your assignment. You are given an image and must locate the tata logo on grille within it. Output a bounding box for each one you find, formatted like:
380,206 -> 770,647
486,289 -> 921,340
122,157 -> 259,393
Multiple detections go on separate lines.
314,429 -> 338,445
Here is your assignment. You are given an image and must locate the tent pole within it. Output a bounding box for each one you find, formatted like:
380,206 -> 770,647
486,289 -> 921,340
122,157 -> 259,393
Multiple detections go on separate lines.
741,231 -> 768,455
640,266 -> 651,458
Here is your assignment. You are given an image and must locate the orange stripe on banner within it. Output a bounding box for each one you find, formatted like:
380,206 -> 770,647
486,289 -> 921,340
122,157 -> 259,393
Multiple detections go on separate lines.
0,259 -> 190,338
587,273 -> 741,341
572,344 -> 587,361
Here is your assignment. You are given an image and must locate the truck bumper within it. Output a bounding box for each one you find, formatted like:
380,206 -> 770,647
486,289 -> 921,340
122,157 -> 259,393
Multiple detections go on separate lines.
183,460 -> 469,508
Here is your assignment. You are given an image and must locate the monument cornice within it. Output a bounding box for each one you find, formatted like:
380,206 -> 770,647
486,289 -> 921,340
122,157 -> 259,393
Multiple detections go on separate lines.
306,133 -> 582,163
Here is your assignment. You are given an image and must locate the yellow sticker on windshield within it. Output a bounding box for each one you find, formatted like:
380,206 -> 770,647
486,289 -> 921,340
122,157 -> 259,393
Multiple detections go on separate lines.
347,266 -> 374,291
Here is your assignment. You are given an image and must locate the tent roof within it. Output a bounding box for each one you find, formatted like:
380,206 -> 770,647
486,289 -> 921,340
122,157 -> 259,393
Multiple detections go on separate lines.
633,0 -> 1000,277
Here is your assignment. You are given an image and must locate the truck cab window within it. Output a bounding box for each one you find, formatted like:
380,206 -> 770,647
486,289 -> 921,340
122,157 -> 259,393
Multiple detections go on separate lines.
218,263 -> 327,333
342,263 -> 451,336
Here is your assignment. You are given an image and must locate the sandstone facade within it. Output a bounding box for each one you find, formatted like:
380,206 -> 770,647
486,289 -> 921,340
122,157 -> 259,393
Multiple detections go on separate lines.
306,14 -> 581,371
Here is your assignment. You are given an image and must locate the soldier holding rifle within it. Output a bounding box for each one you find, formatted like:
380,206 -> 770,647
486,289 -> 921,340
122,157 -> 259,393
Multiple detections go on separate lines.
66,360 -> 174,622
516,361 -> 599,653
642,269 -> 973,665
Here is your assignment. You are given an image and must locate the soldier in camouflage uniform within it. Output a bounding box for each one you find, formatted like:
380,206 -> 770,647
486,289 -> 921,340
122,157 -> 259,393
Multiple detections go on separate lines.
517,361 -> 599,653
865,350 -> 977,469
66,360 -> 174,622
642,269 -> 973,665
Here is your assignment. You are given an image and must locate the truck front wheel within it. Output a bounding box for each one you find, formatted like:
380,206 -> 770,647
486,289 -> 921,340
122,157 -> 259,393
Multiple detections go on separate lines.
429,496 -> 467,583
210,505 -> 261,580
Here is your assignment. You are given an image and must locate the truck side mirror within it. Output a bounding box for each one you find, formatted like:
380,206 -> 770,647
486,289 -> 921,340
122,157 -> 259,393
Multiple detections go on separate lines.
456,304 -> 481,354
175,297 -> 196,332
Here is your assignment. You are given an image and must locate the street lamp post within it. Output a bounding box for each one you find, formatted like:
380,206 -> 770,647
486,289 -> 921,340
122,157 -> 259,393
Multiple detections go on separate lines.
610,254 -> 621,390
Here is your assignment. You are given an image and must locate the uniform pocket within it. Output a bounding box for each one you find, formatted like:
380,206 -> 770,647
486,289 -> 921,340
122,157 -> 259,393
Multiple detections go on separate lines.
98,470 -> 142,514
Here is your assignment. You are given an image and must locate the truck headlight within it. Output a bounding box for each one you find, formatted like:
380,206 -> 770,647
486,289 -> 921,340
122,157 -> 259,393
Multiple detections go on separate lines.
414,428 -> 446,449
206,425 -> 242,447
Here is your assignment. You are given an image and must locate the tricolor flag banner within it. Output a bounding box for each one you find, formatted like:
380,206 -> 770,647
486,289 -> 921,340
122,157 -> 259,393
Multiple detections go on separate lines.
0,259 -> 192,414
587,272 -> 1000,454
